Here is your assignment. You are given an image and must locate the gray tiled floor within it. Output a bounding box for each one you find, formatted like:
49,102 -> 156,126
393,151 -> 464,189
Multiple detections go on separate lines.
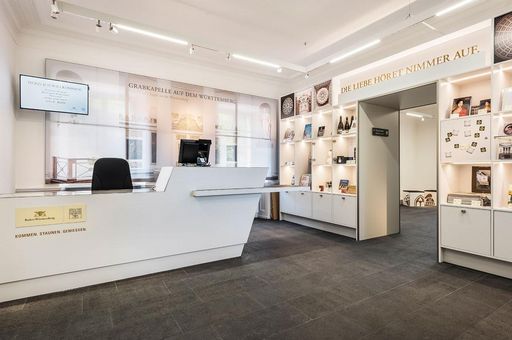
1,207 -> 512,339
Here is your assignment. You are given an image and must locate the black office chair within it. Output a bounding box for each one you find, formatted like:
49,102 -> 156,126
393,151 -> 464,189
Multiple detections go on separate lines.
91,158 -> 133,191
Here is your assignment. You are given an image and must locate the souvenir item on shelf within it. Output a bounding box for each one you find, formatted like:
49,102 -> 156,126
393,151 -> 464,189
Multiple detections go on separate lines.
494,11 -> 512,64
451,96 -> 471,118
299,174 -> 311,187
504,123 -> 512,136
498,141 -> 512,159
314,80 -> 331,108
291,175 -> 296,186
344,117 -> 350,130
347,185 -> 357,195
353,147 -> 357,161
350,117 -> 357,130
337,116 -> 344,134
303,123 -> 312,139
296,89 -> 313,115
447,193 -> 491,207
339,179 -> 349,193
336,156 -> 346,164
283,128 -> 295,141
326,181 -> 332,191
479,99 -> 491,114
283,161 -> 295,166
280,93 -> 295,119
317,126 -> 325,137
508,185 -> 512,208
502,87 -> 512,111
471,166 -> 491,194
319,185 -> 324,192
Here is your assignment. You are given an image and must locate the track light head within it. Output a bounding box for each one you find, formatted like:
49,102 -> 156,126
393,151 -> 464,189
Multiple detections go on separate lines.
304,72 -> 310,79
50,0 -> 60,14
226,53 -> 231,61
189,45 -> 195,55
109,23 -> 118,34
95,20 -> 102,33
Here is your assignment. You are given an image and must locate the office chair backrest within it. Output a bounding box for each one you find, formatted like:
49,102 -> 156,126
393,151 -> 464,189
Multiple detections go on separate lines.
91,158 -> 133,191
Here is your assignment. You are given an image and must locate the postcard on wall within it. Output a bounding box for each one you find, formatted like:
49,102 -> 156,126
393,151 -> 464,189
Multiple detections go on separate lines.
280,93 -> 295,119
296,89 -> 313,115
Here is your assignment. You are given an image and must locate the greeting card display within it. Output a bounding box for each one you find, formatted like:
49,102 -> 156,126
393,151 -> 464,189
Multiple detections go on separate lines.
441,115 -> 491,162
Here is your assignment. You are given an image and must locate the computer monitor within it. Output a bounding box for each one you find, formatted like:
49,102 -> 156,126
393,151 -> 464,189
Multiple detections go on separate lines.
178,139 -> 211,166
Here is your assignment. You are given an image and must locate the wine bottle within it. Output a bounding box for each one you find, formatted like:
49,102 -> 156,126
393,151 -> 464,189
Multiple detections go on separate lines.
344,117 -> 350,130
350,116 -> 354,130
337,116 -> 344,134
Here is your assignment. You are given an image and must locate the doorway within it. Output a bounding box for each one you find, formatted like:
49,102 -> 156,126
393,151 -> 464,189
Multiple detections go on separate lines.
358,83 -> 438,241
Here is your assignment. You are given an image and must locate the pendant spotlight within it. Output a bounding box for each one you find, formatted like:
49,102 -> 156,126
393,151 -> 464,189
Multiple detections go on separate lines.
304,72 -> 310,79
226,53 -> 232,61
95,20 -> 102,33
189,45 -> 196,55
109,23 -> 118,34
50,0 -> 60,19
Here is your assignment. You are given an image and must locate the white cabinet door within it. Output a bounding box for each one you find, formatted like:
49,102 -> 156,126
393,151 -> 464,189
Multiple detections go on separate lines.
280,191 -> 295,215
333,195 -> 357,229
440,206 -> 491,256
312,193 -> 333,223
294,192 -> 312,218
494,211 -> 512,261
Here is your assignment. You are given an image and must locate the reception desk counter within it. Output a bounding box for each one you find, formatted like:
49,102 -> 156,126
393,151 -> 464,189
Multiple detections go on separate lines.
0,167 -> 305,302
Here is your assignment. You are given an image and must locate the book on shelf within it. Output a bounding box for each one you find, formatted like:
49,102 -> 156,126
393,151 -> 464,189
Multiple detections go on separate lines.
317,126 -> 325,137
303,123 -> 312,139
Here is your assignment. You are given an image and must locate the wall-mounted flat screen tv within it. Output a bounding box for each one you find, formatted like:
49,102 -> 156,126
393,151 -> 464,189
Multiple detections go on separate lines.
19,74 -> 89,115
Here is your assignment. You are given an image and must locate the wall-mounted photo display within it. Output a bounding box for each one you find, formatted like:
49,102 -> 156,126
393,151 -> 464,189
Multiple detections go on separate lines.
479,99 -> 491,114
494,10 -> 512,64
314,80 -> 331,108
280,93 -> 295,119
472,166 -> 491,194
296,89 -> 313,115
451,96 -> 471,118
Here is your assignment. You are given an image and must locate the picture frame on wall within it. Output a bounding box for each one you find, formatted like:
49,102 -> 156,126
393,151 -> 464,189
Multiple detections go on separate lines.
280,93 -> 295,119
471,166 -> 491,194
314,80 -> 331,108
478,99 -> 491,114
296,89 -> 313,115
494,10 -> 512,64
451,97 -> 471,118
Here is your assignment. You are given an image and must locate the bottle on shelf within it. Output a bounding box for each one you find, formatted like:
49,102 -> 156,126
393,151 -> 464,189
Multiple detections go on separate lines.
344,117 -> 350,130
337,116 -> 344,134
350,116 -> 355,130
291,175 -> 295,186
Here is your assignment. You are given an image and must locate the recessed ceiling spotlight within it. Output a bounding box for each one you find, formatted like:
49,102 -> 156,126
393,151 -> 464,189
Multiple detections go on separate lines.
277,68 -> 283,73
304,72 -> 310,79
50,0 -> 60,15
436,0 -> 475,16
109,23 -> 118,34
115,23 -> 188,45
95,20 -> 102,33
329,39 -> 381,64
226,53 -> 232,61
189,45 -> 195,55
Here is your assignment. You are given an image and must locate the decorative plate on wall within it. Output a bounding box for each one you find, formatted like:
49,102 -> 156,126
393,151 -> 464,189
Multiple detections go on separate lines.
280,93 -> 295,119
495,11 -> 512,63
314,80 -> 331,108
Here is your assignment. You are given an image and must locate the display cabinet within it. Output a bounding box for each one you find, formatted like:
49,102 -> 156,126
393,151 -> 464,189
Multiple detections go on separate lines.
279,101 -> 358,239
438,62 -> 512,276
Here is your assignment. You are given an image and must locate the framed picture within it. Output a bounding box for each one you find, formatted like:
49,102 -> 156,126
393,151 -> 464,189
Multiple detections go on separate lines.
303,123 -> 312,139
494,11 -> 512,64
317,126 -> 325,137
479,99 -> 491,113
299,174 -> 311,187
283,128 -> 295,141
296,89 -> 313,115
451,97 -> 471,118
280,93 -> 295,119
472,166 -> 491,194
339,179 -> 349,193
314,80 -> 331,108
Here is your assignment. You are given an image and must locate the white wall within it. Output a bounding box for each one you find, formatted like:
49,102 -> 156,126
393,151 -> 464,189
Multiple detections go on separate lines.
14,30 -> 287,189
0,9 -> 16,194
400,104 -> 438,197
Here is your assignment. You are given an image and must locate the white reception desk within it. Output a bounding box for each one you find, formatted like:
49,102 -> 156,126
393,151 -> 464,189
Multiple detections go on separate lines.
0,167 -> 306,302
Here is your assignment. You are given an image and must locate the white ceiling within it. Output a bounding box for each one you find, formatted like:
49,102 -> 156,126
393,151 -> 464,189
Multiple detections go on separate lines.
4,0 -> 512,82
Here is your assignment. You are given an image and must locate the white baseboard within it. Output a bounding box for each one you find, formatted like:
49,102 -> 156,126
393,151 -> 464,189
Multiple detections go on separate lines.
0,244 -> 244,303
442,248 -> 512,279
281,214 -> 357,239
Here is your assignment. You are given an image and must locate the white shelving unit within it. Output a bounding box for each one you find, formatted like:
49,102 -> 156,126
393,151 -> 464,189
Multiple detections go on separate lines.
438,62 -> 512,271
279,102 -> 359,239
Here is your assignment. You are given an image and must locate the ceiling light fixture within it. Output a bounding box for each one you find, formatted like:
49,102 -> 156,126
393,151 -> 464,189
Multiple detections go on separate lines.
421,21 -> 438,31
304,72 -> 310,79
115,23 -> 188,45
449,71 -> 491,83
109,23 -> 118,34
277,68 -> 283,73
50,0 -> 60,14
95,19 -> 102,33
329,39 -> 381,64
189,45 -> 195,55
435,0 -> 475,17
226,53 -> 231,61
231,54 -> 280,69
